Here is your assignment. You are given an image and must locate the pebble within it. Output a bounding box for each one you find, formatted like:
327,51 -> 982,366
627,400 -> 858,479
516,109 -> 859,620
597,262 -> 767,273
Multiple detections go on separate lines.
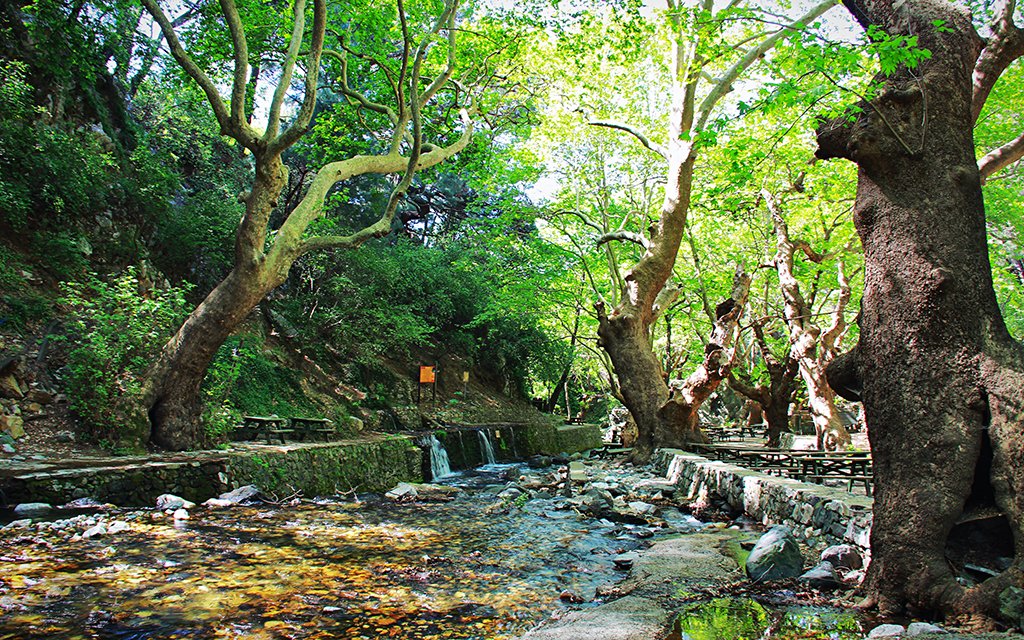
173,508 -> 190,520
82,523 -> 107,539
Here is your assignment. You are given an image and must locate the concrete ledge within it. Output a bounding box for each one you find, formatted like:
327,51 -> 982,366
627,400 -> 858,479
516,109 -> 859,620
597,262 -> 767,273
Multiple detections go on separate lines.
658,449 -> 873,556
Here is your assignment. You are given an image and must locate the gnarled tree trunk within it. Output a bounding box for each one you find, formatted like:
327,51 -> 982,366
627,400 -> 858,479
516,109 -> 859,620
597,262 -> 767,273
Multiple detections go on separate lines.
730,320 -> 800,448
817,0 -> 1024,623
766,193 -> 852,450
134,0 -> 474,450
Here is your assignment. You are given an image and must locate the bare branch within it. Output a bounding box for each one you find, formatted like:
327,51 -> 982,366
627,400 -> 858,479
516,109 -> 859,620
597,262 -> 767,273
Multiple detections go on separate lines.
588,120 -> 667,158
596,230 -> 650,249
979,129 -> 1024,182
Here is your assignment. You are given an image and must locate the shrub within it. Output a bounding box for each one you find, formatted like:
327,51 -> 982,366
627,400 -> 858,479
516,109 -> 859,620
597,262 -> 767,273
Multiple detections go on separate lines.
59,268 -> 192,447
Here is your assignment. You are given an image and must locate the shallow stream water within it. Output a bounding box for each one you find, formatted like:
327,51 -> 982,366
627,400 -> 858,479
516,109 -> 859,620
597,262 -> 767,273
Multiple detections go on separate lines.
0,465 -> 640,639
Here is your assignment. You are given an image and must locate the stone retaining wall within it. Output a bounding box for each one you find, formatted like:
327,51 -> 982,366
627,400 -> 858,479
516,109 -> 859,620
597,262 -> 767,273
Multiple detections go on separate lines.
1,436 -> 423,507
515,422 -> 604,456
658,449 -> 873,556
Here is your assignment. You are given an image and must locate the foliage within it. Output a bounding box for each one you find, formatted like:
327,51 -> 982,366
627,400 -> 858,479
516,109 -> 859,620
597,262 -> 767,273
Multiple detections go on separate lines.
0,59 -> 114,241
59,269 -> 192,445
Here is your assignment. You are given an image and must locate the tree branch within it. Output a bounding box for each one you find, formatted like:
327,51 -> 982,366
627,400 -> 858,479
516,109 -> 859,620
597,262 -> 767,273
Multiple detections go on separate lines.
588,120 -> 667,158
140,0 -> 231,134
596,230 -> 650,249
273,0 -> 326,153
694,0 -> 838,133
971,0 -> 1024,124
979,129 -> 1024,183
218,0 -> 251,132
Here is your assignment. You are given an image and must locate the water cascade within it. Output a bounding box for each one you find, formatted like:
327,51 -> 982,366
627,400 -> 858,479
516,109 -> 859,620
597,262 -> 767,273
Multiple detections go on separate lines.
478,429 -> 497,465
426,434 -> 452,479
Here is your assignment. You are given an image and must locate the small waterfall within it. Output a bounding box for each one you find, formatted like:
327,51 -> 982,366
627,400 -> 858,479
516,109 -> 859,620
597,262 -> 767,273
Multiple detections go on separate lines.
425,434 -> 452,479
477,429 -> 497,465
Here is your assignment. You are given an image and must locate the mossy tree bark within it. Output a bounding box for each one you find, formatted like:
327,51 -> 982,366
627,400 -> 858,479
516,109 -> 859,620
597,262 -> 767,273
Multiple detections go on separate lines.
136,0 -> 475,450
817,0 -> 1024,622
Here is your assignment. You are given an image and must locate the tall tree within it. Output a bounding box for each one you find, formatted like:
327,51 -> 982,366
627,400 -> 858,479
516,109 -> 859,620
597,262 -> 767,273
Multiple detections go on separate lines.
817,0 -> 1024,622
584,0 -> 837,461
133,0 -> 487,449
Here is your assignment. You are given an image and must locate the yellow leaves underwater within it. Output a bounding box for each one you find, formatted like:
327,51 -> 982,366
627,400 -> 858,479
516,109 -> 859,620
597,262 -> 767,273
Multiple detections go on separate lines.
0,497 -> 619,639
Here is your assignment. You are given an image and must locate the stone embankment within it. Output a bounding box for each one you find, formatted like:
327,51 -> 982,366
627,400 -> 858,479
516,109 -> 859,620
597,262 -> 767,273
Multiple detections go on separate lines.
657,449 -> 873,555
1,421 -> 603,508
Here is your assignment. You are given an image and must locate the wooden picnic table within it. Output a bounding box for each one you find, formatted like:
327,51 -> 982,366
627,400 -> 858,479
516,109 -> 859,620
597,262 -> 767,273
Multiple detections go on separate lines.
238,415 -> 293,444
794,451 -> 872,494
290,416 -> 336,441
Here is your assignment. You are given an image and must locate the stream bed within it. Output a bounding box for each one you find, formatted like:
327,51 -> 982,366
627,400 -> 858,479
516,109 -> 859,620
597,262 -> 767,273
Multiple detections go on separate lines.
0,462 -> 881,639
0,465 -> 646,639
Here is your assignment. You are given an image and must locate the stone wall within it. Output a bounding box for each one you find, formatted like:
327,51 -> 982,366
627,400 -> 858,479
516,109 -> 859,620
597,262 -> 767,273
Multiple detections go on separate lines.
514,422 -> 604,457
229,436 -> 423,497
658,450 -> 873,556
2,436 -> 423,507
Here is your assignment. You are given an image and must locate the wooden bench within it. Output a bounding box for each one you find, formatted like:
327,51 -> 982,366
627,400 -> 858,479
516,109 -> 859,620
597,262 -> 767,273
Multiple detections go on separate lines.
290,417 -> 336,441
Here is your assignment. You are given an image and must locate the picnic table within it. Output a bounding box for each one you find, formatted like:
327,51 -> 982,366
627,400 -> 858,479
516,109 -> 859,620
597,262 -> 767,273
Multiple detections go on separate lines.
238,415 -> 293,444
794,450 -> 873,494
290,416 -> 336,441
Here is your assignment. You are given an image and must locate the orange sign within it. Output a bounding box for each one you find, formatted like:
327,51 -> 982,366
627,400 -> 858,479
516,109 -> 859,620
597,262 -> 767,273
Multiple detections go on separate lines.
419,366 -> 435,384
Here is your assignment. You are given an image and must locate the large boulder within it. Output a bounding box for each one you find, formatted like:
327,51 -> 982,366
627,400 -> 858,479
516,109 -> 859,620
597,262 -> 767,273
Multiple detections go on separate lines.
821,544 -> 863,570
745,526 -> 804,582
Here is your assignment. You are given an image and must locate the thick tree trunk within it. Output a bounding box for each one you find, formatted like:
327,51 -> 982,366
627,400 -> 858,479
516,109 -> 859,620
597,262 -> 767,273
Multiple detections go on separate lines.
817,0 -> 1024,623
598,268 -> 750,461
143,265 -> 277,450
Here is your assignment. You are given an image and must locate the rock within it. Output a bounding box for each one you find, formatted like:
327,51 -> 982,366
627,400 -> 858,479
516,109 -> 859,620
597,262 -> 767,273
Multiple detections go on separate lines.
385,483 -> 419,501
867,624 -> 905,637
0,414 -> 25,439
559,590 -> 585,603
498,486 -> 525,500
24,402 -> 42,414
528,455 -> 553,469
156,494 -> 195,510
820,544 -> 863,570
0,374 -> 23,399
25,389 -> 54,404
14,502 -> 52,517
106,521 -> 130,534
906,622 -> 947,635
799,561 -> 842,589
54,430 -> 76,443
3,519 -> 33,529
745,526 -> 805,582
613,552 -> 638,570
569,461 -> 587,482
173,508 -> 190,520
410,483 -> 462,501
2,443 -> 14,454
82,523 -> 107,539
61,498 -> 107,509
627,501 -> 657,515
206,485 -> 260,506
999,585 -> 1024,630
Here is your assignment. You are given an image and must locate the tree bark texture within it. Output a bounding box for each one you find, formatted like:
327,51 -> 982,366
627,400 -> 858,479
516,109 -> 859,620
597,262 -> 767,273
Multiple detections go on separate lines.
817,0 -> 1024,622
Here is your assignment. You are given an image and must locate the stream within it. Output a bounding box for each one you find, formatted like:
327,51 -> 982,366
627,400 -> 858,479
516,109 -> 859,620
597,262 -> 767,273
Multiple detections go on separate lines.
0,464 -> 647,639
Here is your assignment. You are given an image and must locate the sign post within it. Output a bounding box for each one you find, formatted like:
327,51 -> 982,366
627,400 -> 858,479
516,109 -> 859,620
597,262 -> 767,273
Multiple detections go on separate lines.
418,365 -> 437,403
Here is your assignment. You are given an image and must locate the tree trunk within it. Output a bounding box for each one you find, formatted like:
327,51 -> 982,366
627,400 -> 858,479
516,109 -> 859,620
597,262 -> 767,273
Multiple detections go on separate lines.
599,268 -> 750,461
144,265 -> 275,450
817,0 -> 1024,622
